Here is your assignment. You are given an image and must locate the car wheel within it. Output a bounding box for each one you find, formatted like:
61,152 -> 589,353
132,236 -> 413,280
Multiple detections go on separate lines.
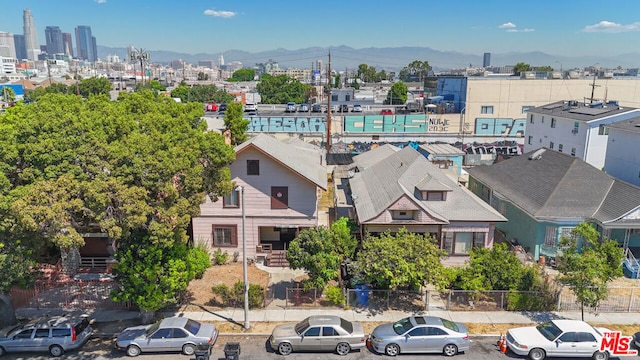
336,342 -> 351,356
49,344 -> 64,357
278,342 -> 293,355
0,346 -> 5,356
593,351 -> 609,360
528,348 -> 546,360
443,343 -> 458,356
385,343 -> 400,356
126,345 -> 141,357
182,343 -> 196,355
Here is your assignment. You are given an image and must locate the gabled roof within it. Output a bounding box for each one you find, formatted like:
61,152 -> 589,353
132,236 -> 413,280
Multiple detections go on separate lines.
467,148 -> 640,224
349,145 -> 506,223
235,133 -> 327,190
419,143 -> 465,156
351,144 -> 399,171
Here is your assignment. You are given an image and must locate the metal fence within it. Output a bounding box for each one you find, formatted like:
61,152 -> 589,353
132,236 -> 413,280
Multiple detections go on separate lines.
345,289 -> 426,312
285,287 -> 321,308
11,280 -> 131,310
558,287 -> 640,312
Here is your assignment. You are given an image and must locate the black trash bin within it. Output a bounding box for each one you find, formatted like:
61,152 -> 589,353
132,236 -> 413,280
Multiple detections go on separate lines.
194,344 -> 211,360
224,342 -> 240,360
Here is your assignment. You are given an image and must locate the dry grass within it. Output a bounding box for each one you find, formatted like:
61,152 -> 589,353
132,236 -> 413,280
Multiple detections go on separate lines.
318,174 -> 334,211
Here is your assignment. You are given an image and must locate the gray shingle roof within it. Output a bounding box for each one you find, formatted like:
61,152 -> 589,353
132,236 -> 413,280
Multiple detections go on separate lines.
351,144 -> 400,171
607,116 -> 640,134
235,133 -> 327,190
419,143 -> 465,156
467,148 -> 640,224
350,146 -> 506,223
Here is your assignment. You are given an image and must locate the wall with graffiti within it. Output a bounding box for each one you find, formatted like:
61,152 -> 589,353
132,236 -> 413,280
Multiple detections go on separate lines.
474,118 -> 526,136
329,140 -> 522,156
247,117 -> 326,133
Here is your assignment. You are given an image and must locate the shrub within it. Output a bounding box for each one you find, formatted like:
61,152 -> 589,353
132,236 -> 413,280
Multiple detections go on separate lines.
324,285 -> 344,306
187,245 -> 212,279
212,248 -> 230,265
506,290 -> 557,311
211,281 -> 265,308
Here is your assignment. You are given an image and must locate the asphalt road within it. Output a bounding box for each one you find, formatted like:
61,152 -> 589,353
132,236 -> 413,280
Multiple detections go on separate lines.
0,336 -> 530,360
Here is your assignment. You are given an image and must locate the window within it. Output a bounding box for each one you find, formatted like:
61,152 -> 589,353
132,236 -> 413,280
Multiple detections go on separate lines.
481,187 -> 490,201
577,332 -> 597,342
550,142 -> 554,149
598,124 -> 609,135
150,328 -> 171,339
213,225 -> 237,247
541,116 -> 544,124
392,210 -> 414,220
551,118 -> 556,128
499,202 -> 506,215
473,232 -> 485,248
571,147 -> 576,156
246,160 -> 259,175
559,332 -> 578,342
427,327 -> 448,336
544,226 -> 557,247
171,328 -> 188,338
558,144 -> 563,152
223,190 -> 239,208
529,114 -> 534,124
426,191 -> 446,201
304,327 -> 321,337
34,329 -> 50,338
52,329 -> 71,337
528,136 -> 533,145
522,106 -> 533,114
408,327 -> 427,336
331,94 -> 338,102
323,327 -> 339,336
271,186 -> 289,209
15,330 -> 33,339
573,122 -> 579,134
480,105 -> 494,114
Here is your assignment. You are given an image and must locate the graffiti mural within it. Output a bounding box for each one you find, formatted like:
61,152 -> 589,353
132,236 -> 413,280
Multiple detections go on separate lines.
247,117 -> 326,133
474,118 -> 526,136
462,142 -> 523,155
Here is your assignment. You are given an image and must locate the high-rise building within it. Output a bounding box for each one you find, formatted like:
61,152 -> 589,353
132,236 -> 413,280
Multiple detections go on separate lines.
483,52 -> 491,68
23,9 -> 40,61
44,26 -> 64,55
0,32 -> 17,59
62,32 -> 73,58
13,34 -> 26,61
75,25 -> 97,61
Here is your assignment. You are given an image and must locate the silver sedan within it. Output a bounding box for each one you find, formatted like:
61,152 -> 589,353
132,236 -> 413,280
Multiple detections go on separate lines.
369,316 -> 470,356
269,315 -> 366,356
115,317 -> 218,357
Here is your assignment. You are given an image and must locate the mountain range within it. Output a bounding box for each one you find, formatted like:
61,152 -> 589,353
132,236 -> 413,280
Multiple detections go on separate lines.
98,45 -> 640,72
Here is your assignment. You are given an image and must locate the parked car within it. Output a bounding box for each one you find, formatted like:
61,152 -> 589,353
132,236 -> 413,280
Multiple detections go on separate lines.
311,104 -> 324,113
634,331 -> 640,349
380,108 -> 393,115
340,104 -> 349,112
244,103 -> 257,112
269,315 -> 366,356
505,320 -> 612,360
298,103 -> 310,112
205,103 -> 218,112
218,103 -> 227,112
285,102 -> 297,113
0,315 -> 93,357
352,104 -> 363,112
115,317 -> 218,357
368,316 -> 469,356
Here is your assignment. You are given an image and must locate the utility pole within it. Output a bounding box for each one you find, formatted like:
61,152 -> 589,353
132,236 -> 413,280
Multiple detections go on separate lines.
589,69 -> 600,103
326,51 -> 332,155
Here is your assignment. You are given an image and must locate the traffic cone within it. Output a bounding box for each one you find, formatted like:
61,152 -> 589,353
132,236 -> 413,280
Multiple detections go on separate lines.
500,338 -> 508,354
497,333 -> 503,347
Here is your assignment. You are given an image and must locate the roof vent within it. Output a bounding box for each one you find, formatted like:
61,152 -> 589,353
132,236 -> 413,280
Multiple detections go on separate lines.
528,148 -> 546,160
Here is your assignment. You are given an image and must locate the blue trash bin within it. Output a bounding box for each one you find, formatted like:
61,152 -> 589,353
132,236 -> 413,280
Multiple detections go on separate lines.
354,284 -> 369,306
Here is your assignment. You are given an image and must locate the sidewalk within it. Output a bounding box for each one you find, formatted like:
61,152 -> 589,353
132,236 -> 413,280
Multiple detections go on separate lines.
15,307 -> 640,337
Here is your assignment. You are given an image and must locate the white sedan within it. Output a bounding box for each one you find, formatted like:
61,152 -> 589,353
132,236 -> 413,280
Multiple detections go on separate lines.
506,320 -> 612,360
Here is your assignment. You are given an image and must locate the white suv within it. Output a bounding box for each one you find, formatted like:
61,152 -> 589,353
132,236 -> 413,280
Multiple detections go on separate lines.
244,103 -> 257,112
0,315 -> 93,357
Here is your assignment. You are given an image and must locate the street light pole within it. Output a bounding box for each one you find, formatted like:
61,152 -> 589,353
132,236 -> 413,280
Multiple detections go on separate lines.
236,185 -> 249,330
459,107 -> 466,149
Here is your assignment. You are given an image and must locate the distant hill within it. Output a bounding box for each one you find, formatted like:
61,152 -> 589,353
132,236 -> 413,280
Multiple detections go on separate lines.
98,45 -> 639,72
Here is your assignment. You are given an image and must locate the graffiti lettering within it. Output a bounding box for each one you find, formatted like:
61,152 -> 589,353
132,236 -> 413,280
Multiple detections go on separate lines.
247,117 -> 326,133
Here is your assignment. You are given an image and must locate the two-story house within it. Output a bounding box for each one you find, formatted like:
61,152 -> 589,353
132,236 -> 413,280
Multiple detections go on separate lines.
191,133 -> 327,266
346,144 -> 506,263
467,148 -> 640,277
524,100 -> 640,170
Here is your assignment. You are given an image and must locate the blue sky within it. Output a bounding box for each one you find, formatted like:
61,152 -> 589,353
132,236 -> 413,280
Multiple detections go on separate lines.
4,0 -> 640,58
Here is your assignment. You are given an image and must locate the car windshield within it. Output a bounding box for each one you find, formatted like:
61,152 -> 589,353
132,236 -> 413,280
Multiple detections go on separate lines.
340,318 -> 353,334
294,319 -> 310,335
392,317 -> 414,335
536,321 -> 563,341
144,321 -> 161,337
184,319 -> 201,335
440,319 -> 459,332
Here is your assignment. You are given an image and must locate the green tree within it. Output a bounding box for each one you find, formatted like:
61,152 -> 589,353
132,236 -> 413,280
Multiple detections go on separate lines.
24,83 -> 71,102
385,81 -> 408,105
256,75 -> 308,104
0,91 -> 235,314
78,77 -> 112,97
355,228 -> 446,290
453,243 -> 527,291
229,69 -> 256,82
557,222 -> 624,320
135,79 -> 166,93
197,72 -> 209,81
536,66 -> 553,72
223,102 -> 249,145
1,87 -> 16,102
169,84 -> 233,104
286,217 -> 357,290
333,74 -> 341,89
398,60 -> 431,83
513,62 -> 532,75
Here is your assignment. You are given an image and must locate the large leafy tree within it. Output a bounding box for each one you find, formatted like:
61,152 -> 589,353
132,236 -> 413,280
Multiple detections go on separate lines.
356,228 -> 446,290
77,77 -> 112,97
0,91 -> 236,313
453,243 -> 527,291
223,102 -> 249,145
256,74 -> 310,104
170,84 -> 233,104
229,69 -> 256,82
286,217 -> 357,290
385,81 -> 408,105
513,62 -> 532,75
557,222 -> 624,320
398,60 -> 431,83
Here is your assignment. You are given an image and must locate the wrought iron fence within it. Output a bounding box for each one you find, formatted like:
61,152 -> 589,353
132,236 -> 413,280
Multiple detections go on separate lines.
11,280 -> 131,310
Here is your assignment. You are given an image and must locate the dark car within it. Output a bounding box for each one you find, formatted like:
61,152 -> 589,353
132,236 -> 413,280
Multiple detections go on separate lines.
218,103 -> 227,112
340,104 -> 349,112
311,104 -> 324,113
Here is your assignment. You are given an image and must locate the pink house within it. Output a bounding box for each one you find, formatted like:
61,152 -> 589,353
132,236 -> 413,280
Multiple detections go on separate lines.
192,134 -> 327,266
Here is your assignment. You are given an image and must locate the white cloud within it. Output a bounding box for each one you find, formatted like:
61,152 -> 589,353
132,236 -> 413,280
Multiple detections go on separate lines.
500,22 -> 534,33
583,20 -> 640,33
204,9 -> 236,18
521,28 -> 535,32
499,22 -> 516,29
95,0 -> 107,3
